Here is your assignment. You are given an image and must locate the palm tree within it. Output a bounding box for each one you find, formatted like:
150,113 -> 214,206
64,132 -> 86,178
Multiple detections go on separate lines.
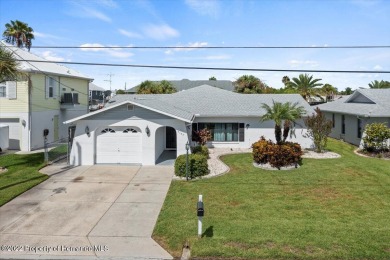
287,74 -> 323,101
282,76 -> 290,86
0,46 -> 20,82
321,83 -> 338,101
260,101 -> 306,144
137,80 -> 177,94
368,80 -> 390,89
3,20 -> 35,51
158,80 -> 177,93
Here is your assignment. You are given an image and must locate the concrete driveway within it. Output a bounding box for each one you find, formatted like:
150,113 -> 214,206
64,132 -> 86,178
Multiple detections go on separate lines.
0,164 -> 174,259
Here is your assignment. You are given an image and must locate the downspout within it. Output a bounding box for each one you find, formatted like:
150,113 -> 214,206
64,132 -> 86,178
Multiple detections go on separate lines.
28,75 -> 32,151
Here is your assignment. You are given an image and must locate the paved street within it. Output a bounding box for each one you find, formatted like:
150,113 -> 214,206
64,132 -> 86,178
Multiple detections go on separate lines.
0,164 -> 174,259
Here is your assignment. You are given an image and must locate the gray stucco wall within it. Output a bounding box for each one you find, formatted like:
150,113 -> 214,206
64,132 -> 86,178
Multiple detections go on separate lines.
324,112 -> 390,146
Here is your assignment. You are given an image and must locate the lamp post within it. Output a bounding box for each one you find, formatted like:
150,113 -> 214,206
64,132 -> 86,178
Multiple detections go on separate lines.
185,141 -> 190,181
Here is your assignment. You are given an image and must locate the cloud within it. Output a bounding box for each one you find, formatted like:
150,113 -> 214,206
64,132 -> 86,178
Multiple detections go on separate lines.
80,43 -> 133,58
288,60 -> 319,68
67,1 -> 112,22
34,31 -> 62,40
205,55 -> 230,60
40,51 -> 66,62
373,65 -> 383,70
143,24 -> 179,40
97,0 -> 118,8
118,29 -> 143,39
164,42 -> 208,54
185,0 -> 220,17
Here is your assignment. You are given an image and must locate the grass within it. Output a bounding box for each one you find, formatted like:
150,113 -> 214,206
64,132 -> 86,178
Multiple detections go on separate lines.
0,145 -> 66,206
153,139 -> 390,259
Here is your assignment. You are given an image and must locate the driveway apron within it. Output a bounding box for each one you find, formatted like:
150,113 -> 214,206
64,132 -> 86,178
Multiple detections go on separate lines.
0,164 -> 174,259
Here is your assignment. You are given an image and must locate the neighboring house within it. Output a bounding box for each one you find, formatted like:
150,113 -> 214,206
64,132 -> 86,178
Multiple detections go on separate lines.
317,88 -> 390,147
0,42 -> 92,151
125,79 -> 234,93
65,85 -> 314,166
89,83 -> 105,111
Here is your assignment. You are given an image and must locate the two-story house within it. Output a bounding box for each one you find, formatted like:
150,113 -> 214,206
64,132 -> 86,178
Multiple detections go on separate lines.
0,42 -> 92,151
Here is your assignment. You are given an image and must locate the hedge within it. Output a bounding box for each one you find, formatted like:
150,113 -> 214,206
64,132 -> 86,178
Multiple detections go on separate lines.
191,145 -> 209,158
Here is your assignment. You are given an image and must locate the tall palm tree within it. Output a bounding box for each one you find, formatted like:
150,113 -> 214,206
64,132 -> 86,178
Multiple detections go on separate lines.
0,46 -> 20,82
3,20 -> 35,51
321,83 -> 338,101
368,80 -> 390,89
260,101 -> 306,144
287,74 -> 323,101
282,75 -> 290,86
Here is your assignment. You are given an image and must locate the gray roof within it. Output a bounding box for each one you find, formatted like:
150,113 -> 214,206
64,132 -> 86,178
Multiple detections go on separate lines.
1,41 -> 92,80
126,79 -> 234,93
317,88 -> 390,117
66,85 -> 314,124
89,83 -> 105,91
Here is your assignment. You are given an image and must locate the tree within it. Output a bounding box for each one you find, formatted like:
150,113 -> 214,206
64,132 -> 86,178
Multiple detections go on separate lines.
282,76 -> 290,86
234,75 -> 268,94
340,87 -> 353,95
116,89 -> 125,94
287,74 -> 323,101
368,80 -> 390,89
209,76 -> 216,80
3,20 -> 34,51
321,84 -> 338,101
136,80 -> 177,94
260,101 -> 306,145
193,128 -> 212,146
304,108 -> 333,153
0,46 -> 20,82
362,123 -> 390,152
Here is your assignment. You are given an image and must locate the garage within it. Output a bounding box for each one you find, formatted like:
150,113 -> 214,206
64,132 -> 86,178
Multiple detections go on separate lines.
96,127 -> 142,164
0,118 -> 20,150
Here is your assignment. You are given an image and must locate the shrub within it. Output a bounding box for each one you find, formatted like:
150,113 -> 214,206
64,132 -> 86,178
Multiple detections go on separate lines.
252,136 -> 303,169
191,145 -> 209,158
362,123 -> 390,152
304,107 -> 333,153
193,128 -> 212,145
175,154 -> 209,179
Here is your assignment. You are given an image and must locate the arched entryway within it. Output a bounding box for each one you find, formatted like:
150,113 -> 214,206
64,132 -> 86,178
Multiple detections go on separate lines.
155,126 -> 177,165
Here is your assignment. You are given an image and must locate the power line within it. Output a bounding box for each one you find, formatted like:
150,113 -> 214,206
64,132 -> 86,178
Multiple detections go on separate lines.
13,59 -> 390,74
31,45 -> 390,49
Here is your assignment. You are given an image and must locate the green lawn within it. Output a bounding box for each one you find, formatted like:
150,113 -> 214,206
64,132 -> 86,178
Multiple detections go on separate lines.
153,139 -> 390,259
0,145 -> 67,206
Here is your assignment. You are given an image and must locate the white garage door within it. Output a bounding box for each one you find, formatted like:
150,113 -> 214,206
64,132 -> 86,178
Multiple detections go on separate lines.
96,127 -> 142,164
0,118 -> 20,150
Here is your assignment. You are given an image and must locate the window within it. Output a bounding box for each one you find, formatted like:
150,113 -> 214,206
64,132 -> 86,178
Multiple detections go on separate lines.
127,104 -> 134,111
0,81 -> 17,99
357,118 -> 363,138
341,115 -> 345,134
332,113 -> 335,128
193,123 -> 244,142
0,84 -> 5,97
46,76 -> 59,98
123,128 -> 137,133
101,128 -> 115,133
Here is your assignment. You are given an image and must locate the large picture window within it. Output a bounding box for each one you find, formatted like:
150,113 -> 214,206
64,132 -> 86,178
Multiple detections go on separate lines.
192,123 -> 244,142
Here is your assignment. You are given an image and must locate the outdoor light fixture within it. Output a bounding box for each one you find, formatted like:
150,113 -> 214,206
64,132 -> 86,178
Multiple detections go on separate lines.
85,126 -> 90,135
246,123 -> 250,129
145,125 -> 150,136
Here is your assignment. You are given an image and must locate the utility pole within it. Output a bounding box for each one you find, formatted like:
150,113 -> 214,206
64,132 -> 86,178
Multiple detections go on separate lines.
104,73 -> 114,93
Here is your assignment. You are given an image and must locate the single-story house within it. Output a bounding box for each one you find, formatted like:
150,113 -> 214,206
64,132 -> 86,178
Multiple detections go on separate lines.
65,85 -> 314,166
317,88 -> 390,147
125,79 -> 234,94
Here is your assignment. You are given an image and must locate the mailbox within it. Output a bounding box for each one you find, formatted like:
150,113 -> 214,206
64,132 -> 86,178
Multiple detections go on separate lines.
197,201 -> 204,217
43,129 -> 49,137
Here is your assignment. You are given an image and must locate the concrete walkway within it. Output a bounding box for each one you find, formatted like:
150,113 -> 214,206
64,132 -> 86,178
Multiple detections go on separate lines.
0,164 -> 173,260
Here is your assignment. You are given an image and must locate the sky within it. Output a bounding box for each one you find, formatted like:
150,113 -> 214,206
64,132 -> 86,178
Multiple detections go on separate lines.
1,0 -> 389,91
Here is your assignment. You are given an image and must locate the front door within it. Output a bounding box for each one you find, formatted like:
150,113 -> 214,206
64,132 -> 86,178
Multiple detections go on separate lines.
166,127 -> 177,149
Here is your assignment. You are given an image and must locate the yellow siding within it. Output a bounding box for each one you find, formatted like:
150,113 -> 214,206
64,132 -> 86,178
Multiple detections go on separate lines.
60,77 -> 89,106
30,74 -> 89,112
0,81 -> 29,113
